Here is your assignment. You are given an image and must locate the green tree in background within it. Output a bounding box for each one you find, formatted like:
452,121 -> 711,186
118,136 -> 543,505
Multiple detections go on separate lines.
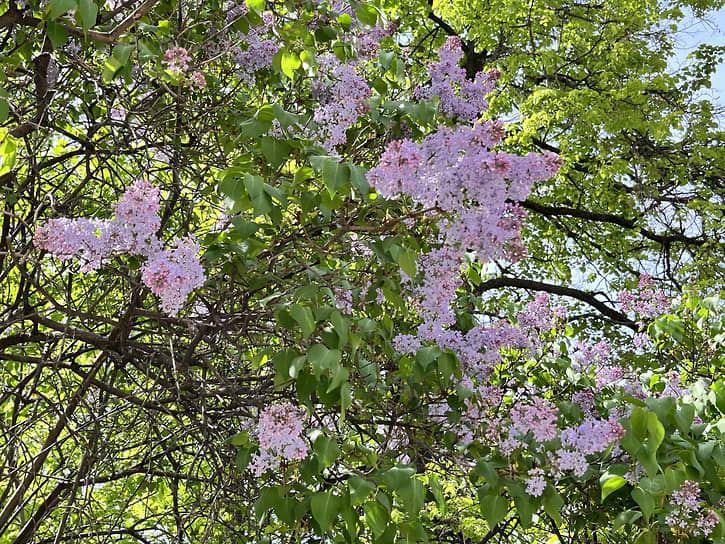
391,0 -> 725,326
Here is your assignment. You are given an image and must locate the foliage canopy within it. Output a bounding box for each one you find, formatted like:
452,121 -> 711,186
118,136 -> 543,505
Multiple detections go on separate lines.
1,0 -> 725,543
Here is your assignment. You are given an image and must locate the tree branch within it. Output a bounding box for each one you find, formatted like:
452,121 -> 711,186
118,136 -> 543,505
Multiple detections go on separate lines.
521,198 -> 707,246
475,276 -> 638,331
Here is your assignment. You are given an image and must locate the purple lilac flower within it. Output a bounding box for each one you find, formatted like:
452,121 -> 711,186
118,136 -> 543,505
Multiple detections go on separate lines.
249,403 -> 309,476
415,37 -> 499,122
34,180 -> 205,315
666,480 -> 719,537
312,54 -> 371,151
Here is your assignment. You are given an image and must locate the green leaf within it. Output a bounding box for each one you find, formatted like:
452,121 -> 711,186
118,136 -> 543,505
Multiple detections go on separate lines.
473,461 -> 500,487
634,529 -> 657,544
112,43 -> 134,65
601,475 -> 628,501
630,407 -> 649,440
254,486 -> 281,522
543,487 -> 563,525
0,135 -> 17,176
429,474 -> 446,516
646,411 -> 665,452
364,500 -> 389,537
397,248 -> 417,278
654,316 -> 685,344
0,99 -> 7,124
45,20 -> 69,48
49,0 -> 77,20
226,430 -> 250,446
102,55 -> 124,83
355,5 -> 378,26
509,484 -> 536,529
289,304 -> 316,338
337,13 -> 352,30
78,0 -> 98,30
631,486 -> 655,522
646,397 -> 676,427
280,49 -> 301,78
322,159 -> 350,197
313,435 -> 341,469
398,478 -> 425,516
231,217 -> 259,239
261,136 -> 291,169
246,0 -> 264,12
349,475 -> 376,506
340,382 -> 352,418
380,466 -> 416,490
330,311 -> 348,347
272,103 -> 299,128
349,164 -> 370,196
327,364 -> 349,393
478,491 -> 508,528
613,509 -> 642,530
307,344 -> 341,376
311,491 -> 339,533
639,474 -> 666,495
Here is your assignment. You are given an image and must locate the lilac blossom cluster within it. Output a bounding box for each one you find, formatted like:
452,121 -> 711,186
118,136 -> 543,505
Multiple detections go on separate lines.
495,412 -> 625,494
248,403 -> 309,477
618,273 -> 670,318
162,46 -> 206,90
553,417 -> 626,476
354,23 -> 396,61
231,20 -> 279,86
415,37 -> 500,122
224,1 -> 248,23
372,118 -> 561,368
665,480 -> 719,537
312,53 -> 372,151
34,180 -> 205,315
511,397 -> 559,442
573,339 -> 646,394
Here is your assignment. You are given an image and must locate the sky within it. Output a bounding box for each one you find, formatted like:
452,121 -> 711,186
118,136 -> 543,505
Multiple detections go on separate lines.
673,6 -> 725,106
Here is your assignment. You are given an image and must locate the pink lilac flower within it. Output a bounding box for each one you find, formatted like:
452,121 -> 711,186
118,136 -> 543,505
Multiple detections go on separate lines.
666,480 -> 719,537
189,71 -> 206,90
34,217 -> 113,273
333,287 -> 354,314
573,340 -> 612,372
312,54 -> 371,151
141,235 -> 205,315
660,370 -> 687,398
111,179 -> 161,255
619,274 -> 670,318
225,1 -> 249,23
633,332 -> 650,348
526,468 -> 547,497
552,417 -> 625,477
571,389 -> 597,417
559,418 -> 626,455
415,37 -> 499,122
163,46 -> 191,74
34,181 -> 205,315
249,403 -> 309,476
554,448 -> 589,477
354,23 -> 396,61
595,365 -> 625,388
367,62 -> 561,383
510,397 -> 558,442
232,22 -> 279,85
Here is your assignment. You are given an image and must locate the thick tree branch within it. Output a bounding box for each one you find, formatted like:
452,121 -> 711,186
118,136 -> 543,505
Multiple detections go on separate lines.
521,199 -> 707,246
475,276 -> 638,331
0,0 -> 158,43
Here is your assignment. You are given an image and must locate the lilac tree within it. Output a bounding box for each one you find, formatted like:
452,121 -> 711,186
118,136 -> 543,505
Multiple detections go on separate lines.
1,0 -> 725,543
